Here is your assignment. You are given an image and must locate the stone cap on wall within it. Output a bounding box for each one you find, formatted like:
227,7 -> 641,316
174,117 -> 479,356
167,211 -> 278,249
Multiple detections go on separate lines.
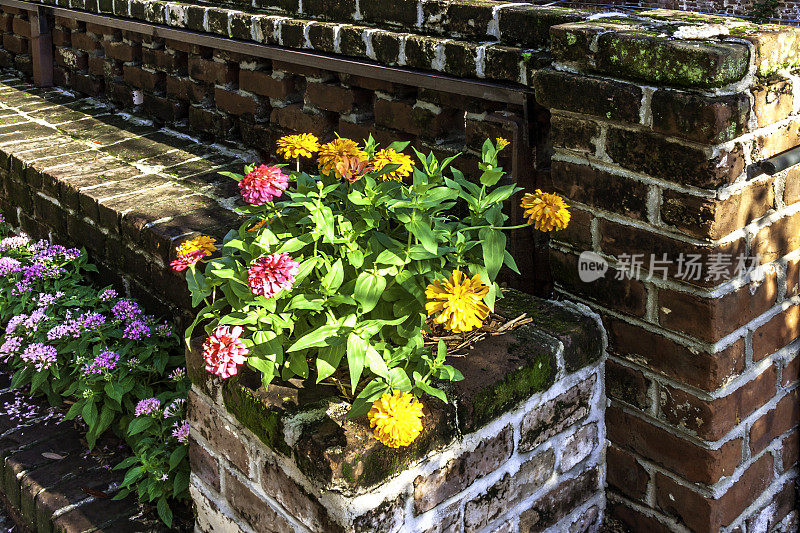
186,289 -> 604,495
19,0 -> 800,88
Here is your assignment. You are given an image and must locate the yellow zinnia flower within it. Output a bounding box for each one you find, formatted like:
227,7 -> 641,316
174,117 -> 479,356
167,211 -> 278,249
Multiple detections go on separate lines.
317,138 -> 367,175
496,137 -> 510,149
425,270 -> 490,333
368,390 -> 424,448
520,190 -> 571,232
276,133 -> 320,160
176,235 -> 217,256
371,148 -> 415,181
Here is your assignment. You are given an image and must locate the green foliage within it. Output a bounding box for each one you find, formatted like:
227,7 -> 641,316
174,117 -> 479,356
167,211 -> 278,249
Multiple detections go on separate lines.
185,138 -> 522,414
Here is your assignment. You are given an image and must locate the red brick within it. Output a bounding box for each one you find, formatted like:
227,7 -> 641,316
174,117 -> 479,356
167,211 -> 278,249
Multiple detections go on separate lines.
11,15 -> 30,38
54,15 -> 79,29
785,167 -> 800,206
599,218 -> 746,288
607,406 -> 742,484
214,88 -> 259,116
374,98 -> 461,139
188,438 -> 220,492
655,453 -> 774,533
787,257 -> 799,299
69,72 -> 103,96
752,304 -> 800,361
2,33 -> 28,55
651,90 -> 750,144
552,160 -> 649,220
187,390 -> 250,475
270,104 -> 335,138
166,76 -> 211,103
122,65 -> 165,91
550,250 -> 648,317
752,211 -> 800,264
0,13 -> 12,32
749,388 -> 800,455
782,355 -> 799,387
272,59 -> 332,79
103,40 -> 140,62
534,69 -> 643,123
51,28 -> 71,47
84,22 -> 111,36
659,365 -> 777,441
223,470 -> 293,532
606,358 -> 651,411
142,48 -> 182,72
782,430 -> 798,470
606,317 -> 745,391
55,48 -> 88,71
607,444 -> 649,502
658,272 -> 778,343
239,69 -> 296,98
70,32 -> 101,53
751,119 -> 800,162
550,205 -> 593,252
607,502 -> 673,533
661,182 -> 775,240
188,57 -> 235,85
549,115 -> 600,155
305,82 -> 369,114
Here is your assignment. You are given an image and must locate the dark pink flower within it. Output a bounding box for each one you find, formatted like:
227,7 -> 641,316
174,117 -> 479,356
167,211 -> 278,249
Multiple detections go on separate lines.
202,325 -> 248,379
238,165 -> 289,205
247,253 -> 299,298
170,249 -> 208,272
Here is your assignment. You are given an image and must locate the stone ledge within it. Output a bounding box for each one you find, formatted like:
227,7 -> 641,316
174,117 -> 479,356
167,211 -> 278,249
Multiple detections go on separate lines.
186,289 -> 604,495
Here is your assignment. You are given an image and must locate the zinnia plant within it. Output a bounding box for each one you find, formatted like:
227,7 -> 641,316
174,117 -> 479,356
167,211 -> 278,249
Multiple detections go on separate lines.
181,135 -> 570,442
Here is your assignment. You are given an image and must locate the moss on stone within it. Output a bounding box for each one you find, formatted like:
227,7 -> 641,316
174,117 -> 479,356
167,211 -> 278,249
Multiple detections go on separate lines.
222,380 -> 291,455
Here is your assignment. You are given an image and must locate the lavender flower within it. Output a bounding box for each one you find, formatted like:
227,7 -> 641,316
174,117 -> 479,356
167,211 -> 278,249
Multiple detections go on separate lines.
36,291 -> 65,308
23,308 -> 48,332
123,319 -> 150,340
171,420 -> 190,443
5,315 -> 24,334
163,398 -> 186,419
0,257 -> 21,275
81,350 -> 120,376
168,368 -> 186,381
99,289 -> 117,301
112,299 -> 142,321
20,343 -> 57,371
0,336 -> 22,360
155,321 -> 172,337
134,398 -> 161,417
47,311 -> 106,340
0,234 -> 29,251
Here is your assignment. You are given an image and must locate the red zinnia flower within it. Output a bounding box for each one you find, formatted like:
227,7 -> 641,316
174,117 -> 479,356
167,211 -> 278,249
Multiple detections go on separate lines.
238,165 -> 289,205
170,249 -> 208,272
202,325 -> 248,379
247,252 -> 299,298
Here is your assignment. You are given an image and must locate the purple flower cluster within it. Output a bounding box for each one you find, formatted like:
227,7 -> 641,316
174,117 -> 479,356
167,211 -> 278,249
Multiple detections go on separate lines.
123,319 -> 150,340
36,291 -> 65,308
47,311 -> 106,340
134,398 -> 161,417
0,336 -> 22,361
168,367 -> 186,381
155,321 -> 172,337
0,234 -> 29,251
99,289 -> 117,301
0,257 -> 21,276
163,398 -> 186,419
112,299 -> 143,321
81,350 -> 120,376
172,420 -> 190,443
12,263 -> 66,295
32,244 -> 81,263
7,309 -> 49,334
20,343 -> 57,371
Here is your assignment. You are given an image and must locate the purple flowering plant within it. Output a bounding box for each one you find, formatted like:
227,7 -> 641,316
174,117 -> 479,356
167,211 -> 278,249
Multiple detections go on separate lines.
0,223 -> 191,526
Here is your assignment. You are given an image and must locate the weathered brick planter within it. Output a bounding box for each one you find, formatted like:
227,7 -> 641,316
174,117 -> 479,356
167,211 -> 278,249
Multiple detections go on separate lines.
186,291 -> 606,532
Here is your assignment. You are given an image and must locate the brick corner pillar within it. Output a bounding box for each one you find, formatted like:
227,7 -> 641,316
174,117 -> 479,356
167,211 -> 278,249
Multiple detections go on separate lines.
535,13 -> 800,533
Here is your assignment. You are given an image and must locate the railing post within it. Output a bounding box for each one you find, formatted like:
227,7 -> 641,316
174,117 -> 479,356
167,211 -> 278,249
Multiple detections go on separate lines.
29,6 -> 52,87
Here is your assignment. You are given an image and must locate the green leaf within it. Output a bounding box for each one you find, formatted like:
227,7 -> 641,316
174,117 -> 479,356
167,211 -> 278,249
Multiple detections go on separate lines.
170,446 -> 188,470
387,367 -> 411,390
480,228 -> 506,281
316,343 -> 346,382
346,333 -> 368,393
375,248 -> 407,266
287,350 -> 309,379
173,469 -> 190,497
121,466 -> 145,487
365,344 -> 389,379
414,376 -> 448,403
287,325 -> 341,352
348,380 -> 389,418
82,400 -> 98,429
322,259 -> 345,292
277,234 -> 313,254
127,416 -> 153,436
157,497 -> 173,528
354,271 -> 386,313
104,382 -> 123,405
407,217 -> 437,254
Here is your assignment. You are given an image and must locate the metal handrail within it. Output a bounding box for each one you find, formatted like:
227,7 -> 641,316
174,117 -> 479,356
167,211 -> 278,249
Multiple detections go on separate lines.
0,0 -> 532,105
759,146 -> 800,175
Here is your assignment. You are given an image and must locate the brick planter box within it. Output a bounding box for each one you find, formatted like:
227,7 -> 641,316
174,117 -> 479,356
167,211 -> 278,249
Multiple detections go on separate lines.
186,290 -> 606,532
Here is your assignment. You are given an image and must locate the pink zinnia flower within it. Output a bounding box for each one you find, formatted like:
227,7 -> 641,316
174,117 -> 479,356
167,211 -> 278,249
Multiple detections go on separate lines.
238,165 -> 289,205
247,253 -> 299,298
202,325 -> 248,379
170,249 -> 208,272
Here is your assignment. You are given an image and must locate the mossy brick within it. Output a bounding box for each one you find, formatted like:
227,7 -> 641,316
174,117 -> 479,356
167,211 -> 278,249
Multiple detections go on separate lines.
484,45 -> 522,82
421,0 -> 495,40
360,0 -> 417,28
253,0 -> 300,13
499,5 -> 590,49
206,8 -> 229,36
307,22 -> 337,52
280,19 -> 307,48
339,25 -> 367,57
371,31 -> 401,65
229,12 -> 253,40
112,0 -> 128,16
128,0 -> 147,19
302,0 -> 356,21
534,69 -> 642,123
222,379 -> 292,455
443,41 -> 477,78
550,22 -> 629,68
252,15 -> 277,44
184,5 -> 206,32
97,0 -> 112,13
143,0 -> 167,25
606,127 -> 745,189
738,27 -> 800,78
651,90 -> 750,144
595,32 -> 750,89
404,34 -> 439,71
294,397 -> 456,493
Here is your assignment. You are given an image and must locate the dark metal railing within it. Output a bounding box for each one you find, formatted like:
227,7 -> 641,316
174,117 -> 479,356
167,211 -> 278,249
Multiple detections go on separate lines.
759,146 -> 800,175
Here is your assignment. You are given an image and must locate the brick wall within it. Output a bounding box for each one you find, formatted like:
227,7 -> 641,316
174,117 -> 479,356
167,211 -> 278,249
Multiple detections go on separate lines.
540,13 -> 800,533
186,293 -> 606,533
573,0 -> 800,24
